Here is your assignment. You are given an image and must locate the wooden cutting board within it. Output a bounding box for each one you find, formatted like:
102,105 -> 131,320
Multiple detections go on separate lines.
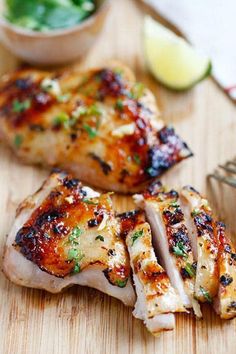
0,1 -> 236,353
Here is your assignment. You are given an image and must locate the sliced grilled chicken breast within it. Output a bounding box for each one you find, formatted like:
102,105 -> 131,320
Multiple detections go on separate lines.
0,63 -> 192,193
135,182 -> 201,316
3,171 -> 135,306
180,186 -> 218,303
214,222 -> 236,319
118,210 -> 185,335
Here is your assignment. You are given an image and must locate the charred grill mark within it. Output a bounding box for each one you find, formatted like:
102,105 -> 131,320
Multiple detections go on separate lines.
89,153 -> 112,175
163,207 -> 184,226
194,213 -> 214,237
145,127 -> 192,178
118,210 -> 144,238
227,301 -> 236,312
29,124 -> 45,132
220,274 -> 233,287
119,169 -> 130,183
97,69 -> 126,99
35,209 -> 65,227
63,177 -> 80,189
107,249 -> 116,257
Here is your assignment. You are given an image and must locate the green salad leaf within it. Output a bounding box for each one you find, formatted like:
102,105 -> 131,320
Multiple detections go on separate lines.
5,0 -> 95,31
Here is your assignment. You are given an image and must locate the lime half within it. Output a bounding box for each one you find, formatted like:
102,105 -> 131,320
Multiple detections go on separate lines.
144,16 -> 211,91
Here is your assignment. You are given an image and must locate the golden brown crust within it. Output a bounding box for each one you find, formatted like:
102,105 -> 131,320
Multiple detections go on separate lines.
0,63 -> 192,192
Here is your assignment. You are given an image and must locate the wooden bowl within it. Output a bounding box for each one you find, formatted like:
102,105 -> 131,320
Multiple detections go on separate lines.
0,0 -> 111,65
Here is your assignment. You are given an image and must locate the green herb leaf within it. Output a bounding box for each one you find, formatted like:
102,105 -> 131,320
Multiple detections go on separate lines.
68,248 -> 79,260
95,235 -> 104,242
115,279 -> 128,288
14,134 -> 23,148
170,201 -> 179,208
82,198 -> 98,205
173,242 -> 188,258
130,82 -> 145,100
53,112 -> 70,127
73,262 -> 81,274
184,262 -> 196,278
69,226 -> 83,245
115,99 -> 124,111
133,153 -> 141,165
131,229 -> 144,245
88,104 -> 101,116
199,286 -> 212,303
191,208 -> 201,217
12,99 -> 31,113
83,124 -> 97,138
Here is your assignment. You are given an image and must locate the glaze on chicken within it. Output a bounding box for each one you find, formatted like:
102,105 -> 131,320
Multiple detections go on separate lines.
134,182 -> 201,317
180,186 -> 218,303
214,222 -> 236,319
0,63 -> 192,193
118,210 -> 185,334
3,171 -> 135,306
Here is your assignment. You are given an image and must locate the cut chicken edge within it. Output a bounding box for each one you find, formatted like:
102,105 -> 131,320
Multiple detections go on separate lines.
180,186 -> 218,303
3,245 -> 135,306
132,272 -> 176,334
3,171 -> 136,307
213,222 -> 236,319
121,211 -> 185,335
144,203 -> 193,309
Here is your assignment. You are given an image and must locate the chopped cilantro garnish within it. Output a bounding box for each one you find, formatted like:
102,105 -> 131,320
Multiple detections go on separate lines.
73,263 -> 81,274
133,153 -> 141,165
69,226 -> 83,245
88,104 -> 102,116
115,99 -> 124,111
83,198 -> 98,205
57,93 -> 71,103
173,242 -> 188,258
12,99 -> 31,113
184,263 -> 196,278
191,208 -> 201,217
115,279 -> 128,288
199,286 -> 212,303
83,124 -> 97,138
131,229 -> 144,245
14,134 -> 23,148
68,248 -> 79,260
130,82 -> 145,100
170,201 -> 179,208
53,112 -> 70,127
95,235 -> 104,242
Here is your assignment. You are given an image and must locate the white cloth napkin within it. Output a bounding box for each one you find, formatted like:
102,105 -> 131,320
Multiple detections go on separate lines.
143,0 -> 236,100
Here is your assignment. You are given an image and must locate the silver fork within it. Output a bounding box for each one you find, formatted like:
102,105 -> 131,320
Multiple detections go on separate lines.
208,159 -> 236,187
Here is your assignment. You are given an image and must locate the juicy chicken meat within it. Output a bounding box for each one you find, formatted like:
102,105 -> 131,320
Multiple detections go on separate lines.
118,210 -> 185,335
3,171 -> 135,306
134,182 -> 201,316
214,222 -> 236,319
0,63 -> 192,193
180,186 -> 218,303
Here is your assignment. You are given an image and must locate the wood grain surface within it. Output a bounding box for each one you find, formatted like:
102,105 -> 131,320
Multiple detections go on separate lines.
0,1 -> 236,353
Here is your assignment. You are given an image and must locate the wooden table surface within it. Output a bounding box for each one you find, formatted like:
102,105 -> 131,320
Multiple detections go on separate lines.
0,1 -> 236,353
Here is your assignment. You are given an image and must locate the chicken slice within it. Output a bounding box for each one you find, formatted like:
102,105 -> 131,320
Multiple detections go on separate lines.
214,222 -> 236,319
180,186 -> 218,303
134,182 -> 201,317
3,170 -> 135,306
0,63 -> 192,193
118,210 -> 185,335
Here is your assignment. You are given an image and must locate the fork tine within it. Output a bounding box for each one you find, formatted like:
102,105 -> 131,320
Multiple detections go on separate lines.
208,173 -> 236,188
219,164 -> 236,174
226,160 -> 236,167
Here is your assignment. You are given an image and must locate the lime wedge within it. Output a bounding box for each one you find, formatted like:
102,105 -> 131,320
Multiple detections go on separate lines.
143,16 -> 212,91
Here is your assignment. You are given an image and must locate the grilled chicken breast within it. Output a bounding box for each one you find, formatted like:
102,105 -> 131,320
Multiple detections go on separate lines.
3,170 -> 135,306
118,210 -> 185,335
0,63 -> 192,193
214,222 -> 236,319
180,186 -> 218,303
135,182 -> 201,317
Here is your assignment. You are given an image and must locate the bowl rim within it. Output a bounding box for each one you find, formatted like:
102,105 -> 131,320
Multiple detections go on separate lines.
0,0 -> 111,38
